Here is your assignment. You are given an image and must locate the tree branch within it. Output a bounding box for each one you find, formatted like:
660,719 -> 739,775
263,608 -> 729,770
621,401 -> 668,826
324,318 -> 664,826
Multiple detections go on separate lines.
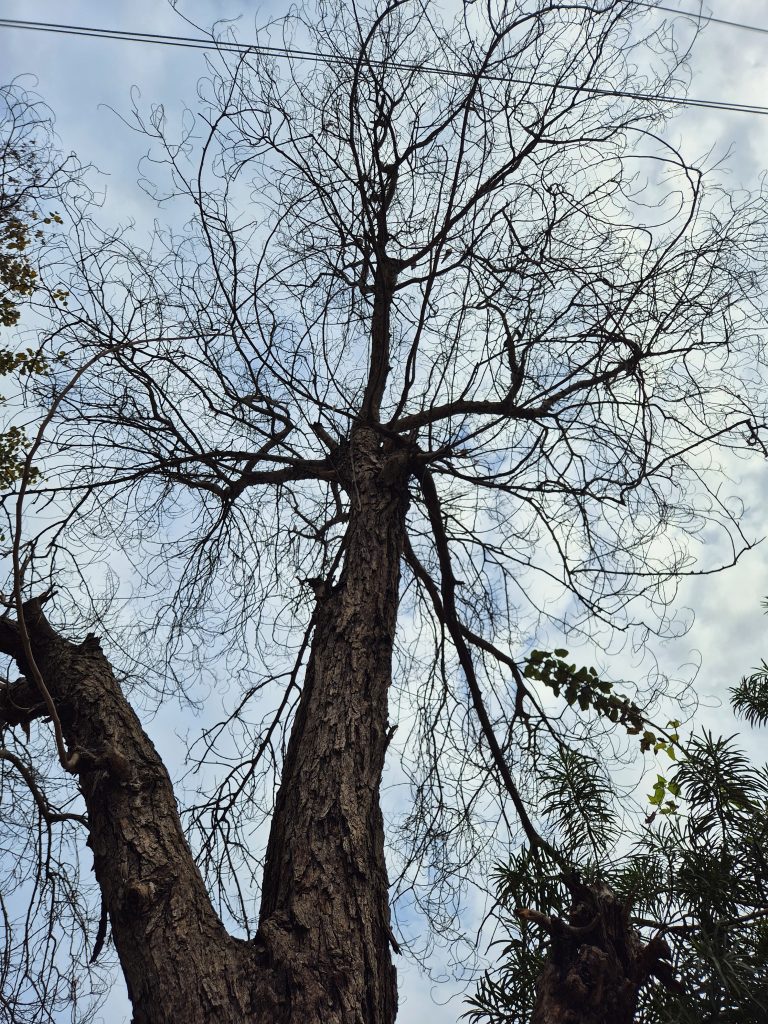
415,468 -> 561,862
0,670 -> 47,729
0,747 -> 87,825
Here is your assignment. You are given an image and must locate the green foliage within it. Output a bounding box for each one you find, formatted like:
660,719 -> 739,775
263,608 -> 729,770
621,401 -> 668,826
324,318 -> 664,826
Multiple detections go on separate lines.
0,424 -> 37,488
0,89 -> 66,492
467,664 -> 768,1024
1,212 -> 66,322
1,137 -> 63,328
0,347 -> 48,377
524,649 -> 679,756
730,664 -> 768,727
0,216 -> 37,327
647,772 -> 680,815
540,747 -> 617,859
629,734 -> 768,1023
729,599 -> 768,727
464,847 -> 565,1024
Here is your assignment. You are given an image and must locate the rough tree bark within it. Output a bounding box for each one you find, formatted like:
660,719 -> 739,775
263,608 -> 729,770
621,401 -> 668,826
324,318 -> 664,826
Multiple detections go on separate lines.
256,426 -> 408,1023
0,604 -> 255,1024
0,426 -> 410,1024
517,881 -> 680,1024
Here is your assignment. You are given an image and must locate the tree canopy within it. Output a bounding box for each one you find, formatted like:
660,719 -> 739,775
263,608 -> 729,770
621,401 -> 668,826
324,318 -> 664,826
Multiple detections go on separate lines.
1,2 -> 768,1022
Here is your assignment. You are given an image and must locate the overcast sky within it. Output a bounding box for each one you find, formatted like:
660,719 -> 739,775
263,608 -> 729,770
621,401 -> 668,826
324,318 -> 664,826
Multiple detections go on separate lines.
3,2 -> 768,1022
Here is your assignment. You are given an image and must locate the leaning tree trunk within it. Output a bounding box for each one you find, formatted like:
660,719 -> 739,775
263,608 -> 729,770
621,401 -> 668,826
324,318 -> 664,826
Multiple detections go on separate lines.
0,603 -> 257,1024
0,426 -> 408,1024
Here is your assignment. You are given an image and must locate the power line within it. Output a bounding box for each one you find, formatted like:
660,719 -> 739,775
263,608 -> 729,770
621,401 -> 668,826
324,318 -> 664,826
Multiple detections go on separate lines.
1,12 -> 768,118
632,1 -> 768,36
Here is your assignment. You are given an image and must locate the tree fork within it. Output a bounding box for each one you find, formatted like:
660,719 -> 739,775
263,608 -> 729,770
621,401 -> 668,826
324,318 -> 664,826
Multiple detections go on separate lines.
0,428 -> 410,1024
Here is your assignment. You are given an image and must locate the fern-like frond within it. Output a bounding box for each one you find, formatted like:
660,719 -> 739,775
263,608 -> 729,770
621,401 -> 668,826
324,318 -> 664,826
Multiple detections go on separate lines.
540,747 -> 617,859
731,665 -> 768,727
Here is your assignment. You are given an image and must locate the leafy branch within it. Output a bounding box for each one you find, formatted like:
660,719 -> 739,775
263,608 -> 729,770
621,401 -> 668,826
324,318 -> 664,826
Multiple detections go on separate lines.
524,649 -> 680,757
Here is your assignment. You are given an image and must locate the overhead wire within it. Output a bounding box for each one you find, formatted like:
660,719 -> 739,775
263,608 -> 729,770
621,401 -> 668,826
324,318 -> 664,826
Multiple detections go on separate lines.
630,1 -> 768,35
1,8 -> 767,117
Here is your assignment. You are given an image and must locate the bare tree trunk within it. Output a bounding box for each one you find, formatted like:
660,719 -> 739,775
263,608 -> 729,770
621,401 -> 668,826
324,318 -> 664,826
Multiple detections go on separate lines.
257,426 -> 407,1024
520,881 -> 678,1024
0,426 -> 408,1024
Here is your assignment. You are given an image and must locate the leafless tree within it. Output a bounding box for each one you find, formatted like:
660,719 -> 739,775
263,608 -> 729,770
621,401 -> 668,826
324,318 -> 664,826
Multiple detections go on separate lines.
1,2 -> 768,1022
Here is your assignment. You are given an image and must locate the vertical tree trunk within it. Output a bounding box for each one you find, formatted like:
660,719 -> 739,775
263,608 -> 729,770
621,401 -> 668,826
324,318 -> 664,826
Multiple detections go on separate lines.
256,426 -> 408,1024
